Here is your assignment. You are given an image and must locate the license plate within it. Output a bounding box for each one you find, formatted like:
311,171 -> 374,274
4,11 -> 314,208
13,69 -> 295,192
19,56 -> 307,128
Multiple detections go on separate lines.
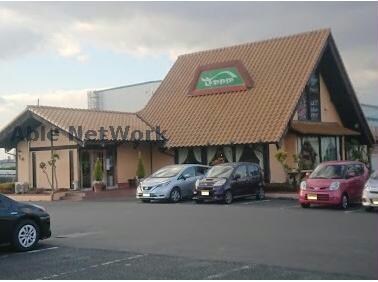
307,194 -> 317,200
201,191 -> 209,196
372,199 -> 378,205
142,193 -> 150,197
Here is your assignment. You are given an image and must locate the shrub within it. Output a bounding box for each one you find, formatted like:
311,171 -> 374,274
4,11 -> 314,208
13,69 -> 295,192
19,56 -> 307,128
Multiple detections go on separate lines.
93,158 -> 103,182
136,152 -> 145,179
0,182 -> 15,194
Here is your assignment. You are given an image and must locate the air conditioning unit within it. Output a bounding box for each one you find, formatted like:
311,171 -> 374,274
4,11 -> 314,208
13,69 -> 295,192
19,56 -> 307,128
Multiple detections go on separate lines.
15,182 -> 29,194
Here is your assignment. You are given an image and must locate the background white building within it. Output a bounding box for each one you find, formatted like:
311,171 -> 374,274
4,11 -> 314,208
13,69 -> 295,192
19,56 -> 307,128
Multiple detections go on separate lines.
88,80 -> 161,112
361,104 -> 378,172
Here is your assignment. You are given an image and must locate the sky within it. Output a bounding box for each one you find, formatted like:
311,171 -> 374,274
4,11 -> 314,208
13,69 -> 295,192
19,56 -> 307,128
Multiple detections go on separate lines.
0,2 -> 377,159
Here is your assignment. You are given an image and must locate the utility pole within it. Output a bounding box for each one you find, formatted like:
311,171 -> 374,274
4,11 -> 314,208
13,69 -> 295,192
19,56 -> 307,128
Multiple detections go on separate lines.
50,128 -> 55,192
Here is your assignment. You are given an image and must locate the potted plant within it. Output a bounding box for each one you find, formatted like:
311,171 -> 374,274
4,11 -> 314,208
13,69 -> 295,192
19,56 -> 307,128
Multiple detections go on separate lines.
93,158 -> 105,192
135,152 -> 145,186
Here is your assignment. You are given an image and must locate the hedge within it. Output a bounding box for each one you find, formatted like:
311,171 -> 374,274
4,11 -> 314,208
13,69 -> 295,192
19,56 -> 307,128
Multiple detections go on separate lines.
0,182 -> 15,194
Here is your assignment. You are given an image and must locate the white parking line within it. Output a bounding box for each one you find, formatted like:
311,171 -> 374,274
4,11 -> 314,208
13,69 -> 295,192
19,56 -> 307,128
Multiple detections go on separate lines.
206,265 -> 251,279
38,254 -> 147,279
55,231 -> 101,238
241,199 -> 271,205
344,209 -> 361,214
27,246 -> 59,253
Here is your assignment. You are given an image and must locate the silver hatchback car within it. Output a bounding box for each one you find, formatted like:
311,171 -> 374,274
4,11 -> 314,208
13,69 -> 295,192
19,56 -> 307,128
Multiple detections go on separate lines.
136,164 -> 210,203
362,171 -> 378,211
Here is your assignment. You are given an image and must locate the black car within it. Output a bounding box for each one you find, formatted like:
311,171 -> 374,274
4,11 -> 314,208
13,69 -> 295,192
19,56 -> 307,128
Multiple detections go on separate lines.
0,194 -> 51,251
193,162 -> 265,204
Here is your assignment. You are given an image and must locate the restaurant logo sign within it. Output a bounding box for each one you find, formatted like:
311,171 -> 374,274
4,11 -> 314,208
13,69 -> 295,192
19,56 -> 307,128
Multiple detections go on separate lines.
189,60 -> 253,96
196,67 -> 244,89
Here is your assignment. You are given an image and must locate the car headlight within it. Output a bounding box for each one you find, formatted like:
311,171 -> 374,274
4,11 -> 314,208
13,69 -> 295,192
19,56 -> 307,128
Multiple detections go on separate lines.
300,181 -> 307,190
137,184 -> 143,192
364,183 -> 371,191
329,181 -> 340,190
155,181 -> 171,189
214,179 -> 227,186
195,179 -> 200,189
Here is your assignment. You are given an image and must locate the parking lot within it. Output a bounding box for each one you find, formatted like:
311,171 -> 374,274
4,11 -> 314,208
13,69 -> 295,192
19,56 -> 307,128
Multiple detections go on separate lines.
0,198 -> 377,279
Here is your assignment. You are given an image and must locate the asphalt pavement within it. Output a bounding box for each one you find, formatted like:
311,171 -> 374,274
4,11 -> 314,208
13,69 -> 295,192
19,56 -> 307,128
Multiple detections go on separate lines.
0,197 -> 377,279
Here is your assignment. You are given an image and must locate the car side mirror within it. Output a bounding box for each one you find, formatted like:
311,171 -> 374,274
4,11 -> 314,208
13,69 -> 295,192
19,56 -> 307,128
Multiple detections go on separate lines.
183,173 -> 192,179
233,174 -> 241,181
346,172 -> 356,179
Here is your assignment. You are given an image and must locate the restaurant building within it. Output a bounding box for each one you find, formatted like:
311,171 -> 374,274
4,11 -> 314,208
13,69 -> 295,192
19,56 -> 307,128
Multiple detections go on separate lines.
0,29 -> 373,190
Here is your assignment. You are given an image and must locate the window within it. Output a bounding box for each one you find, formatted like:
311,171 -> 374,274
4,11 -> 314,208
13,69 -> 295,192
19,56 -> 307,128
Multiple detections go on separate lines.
248,164 -> 259,177
181,167 -> 196,178
299,137 -> 320,170
321,137 -> 337,161
353,164 -> 364,176
298,136 -> 341,170
234,165 -> 248,179
297,71 -> 320,121
195,166 -> 209,176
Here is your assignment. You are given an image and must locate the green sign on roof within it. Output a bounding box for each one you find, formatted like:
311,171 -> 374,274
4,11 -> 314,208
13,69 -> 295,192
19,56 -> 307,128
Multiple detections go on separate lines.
196,67 -> 245,90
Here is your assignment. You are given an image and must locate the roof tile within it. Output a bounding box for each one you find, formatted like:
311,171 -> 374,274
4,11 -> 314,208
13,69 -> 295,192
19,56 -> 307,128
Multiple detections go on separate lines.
140,29 -> 330,147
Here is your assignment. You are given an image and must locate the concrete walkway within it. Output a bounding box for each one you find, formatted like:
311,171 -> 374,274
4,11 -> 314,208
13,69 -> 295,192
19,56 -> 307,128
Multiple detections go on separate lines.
265,192 -> 298,200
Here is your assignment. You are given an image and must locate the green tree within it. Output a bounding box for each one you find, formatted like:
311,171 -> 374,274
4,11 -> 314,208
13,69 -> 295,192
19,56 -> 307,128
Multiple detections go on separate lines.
136,152 -> 145,179
39,152 -> 60,191
275,149 -> 303,187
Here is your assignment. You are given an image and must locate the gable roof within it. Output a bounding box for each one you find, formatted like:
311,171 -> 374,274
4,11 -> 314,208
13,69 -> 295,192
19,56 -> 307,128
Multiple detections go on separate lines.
139,29 -> 331,147
0,105 -> 159,149
140,29 -> 374,147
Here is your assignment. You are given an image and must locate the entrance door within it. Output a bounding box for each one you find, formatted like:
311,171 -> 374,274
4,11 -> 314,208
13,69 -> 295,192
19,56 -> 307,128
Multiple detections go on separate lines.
81,151 -> 91,188
31,152 -> 37,188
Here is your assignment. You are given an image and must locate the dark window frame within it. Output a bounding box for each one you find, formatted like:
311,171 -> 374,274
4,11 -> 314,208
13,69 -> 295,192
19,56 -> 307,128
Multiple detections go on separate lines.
299,135 -> 341,167
297,70 -> 321,122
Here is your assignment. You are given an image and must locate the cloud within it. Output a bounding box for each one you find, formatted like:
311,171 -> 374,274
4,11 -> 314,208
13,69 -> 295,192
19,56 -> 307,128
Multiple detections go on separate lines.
0,89 -> 88,130
0,2 -> 376,104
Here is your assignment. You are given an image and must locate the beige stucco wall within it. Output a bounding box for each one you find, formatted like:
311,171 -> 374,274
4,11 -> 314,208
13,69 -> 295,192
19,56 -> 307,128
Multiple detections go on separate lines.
269,133 -> 299,184
116,143 -> 174,184
319,75 -> 342,124
284,133 -> 298,168
269,143 -> 287,183
16,125 -> 79,189
17,141 -> 30,184
29,125 -> 77,148
152,147 -> 174,172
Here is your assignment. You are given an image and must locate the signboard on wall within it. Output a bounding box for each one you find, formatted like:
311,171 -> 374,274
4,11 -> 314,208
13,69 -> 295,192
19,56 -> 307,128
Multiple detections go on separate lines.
189,60 -> 253,96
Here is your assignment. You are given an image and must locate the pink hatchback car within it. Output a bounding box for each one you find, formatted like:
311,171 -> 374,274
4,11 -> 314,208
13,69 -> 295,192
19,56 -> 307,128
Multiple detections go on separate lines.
299,161 -> 369,209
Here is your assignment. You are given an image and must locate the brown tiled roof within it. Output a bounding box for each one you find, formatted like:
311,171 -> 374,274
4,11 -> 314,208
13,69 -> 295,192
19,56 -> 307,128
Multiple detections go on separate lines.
26,106 -> 158,142
139,29 -> 331,147
290,121 -> 360,136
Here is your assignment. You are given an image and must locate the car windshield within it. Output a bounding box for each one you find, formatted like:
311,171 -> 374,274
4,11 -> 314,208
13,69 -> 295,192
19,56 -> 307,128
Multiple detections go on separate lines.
370,171 -> 378,180
310,164 -> 347,179
207,165 -> 234,178
151,166 -> 182,178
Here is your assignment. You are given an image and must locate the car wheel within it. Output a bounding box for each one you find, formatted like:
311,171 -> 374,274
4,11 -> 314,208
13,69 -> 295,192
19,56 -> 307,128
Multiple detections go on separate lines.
12,219 -> 40,252
256,187 -> 265,200
224,190 -> 233,204
301,203 -> 310,208
141,199 -> 150,203
195,199 -> 203,204
340,194 -> 349,210
365,206 -> 373,212
170,188 -> 181,203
